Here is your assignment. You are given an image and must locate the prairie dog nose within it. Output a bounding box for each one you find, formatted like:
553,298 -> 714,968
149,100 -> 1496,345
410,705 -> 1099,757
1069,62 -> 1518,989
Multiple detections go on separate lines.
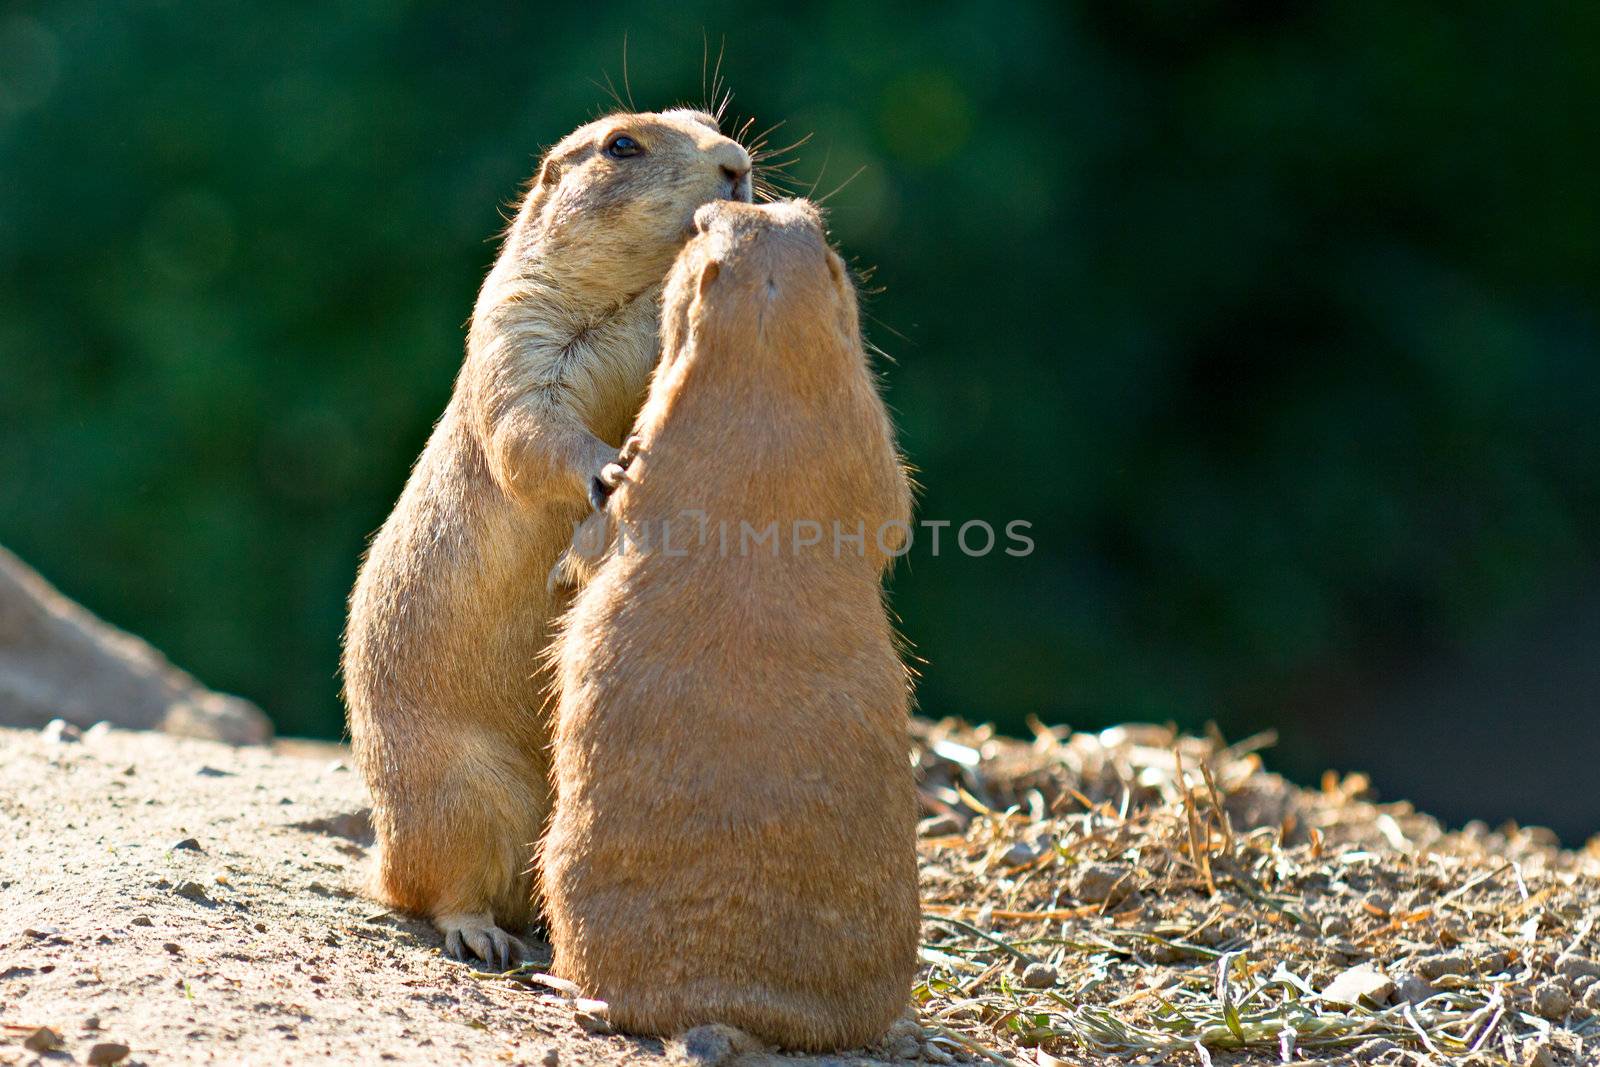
712,142 -> 753,202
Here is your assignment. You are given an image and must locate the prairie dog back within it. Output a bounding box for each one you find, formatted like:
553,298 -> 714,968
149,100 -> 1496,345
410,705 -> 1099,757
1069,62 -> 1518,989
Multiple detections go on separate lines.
543,198 -> 918,1051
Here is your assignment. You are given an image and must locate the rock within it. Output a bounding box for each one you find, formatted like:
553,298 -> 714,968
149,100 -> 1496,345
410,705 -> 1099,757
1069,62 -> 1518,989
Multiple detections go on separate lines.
672,1023 -> 761,1064
1319,914 -> 1350,937
1584,981 -> 1600,1014
87,1042 -> 131,1065
1415,953 -> 1473,980
574,1010 -> 613,1035
1321,965 -> 1394,1007
1394,971 -> 1437,1004
1533,981 -> 1572,1020
1020,962 -> 1059,989
1524,1040 -> 1558,1067
171,837 -> 203,852
163,942 -> 183,954
1070,862 -> 1125,903
23,1026 -> 64,1051
998,841 -> 1037,867
1353,1039 -> 1399,1059
0,545 -> 271,743
541,1050 -> 559,1067
887,1032 -> 921,1059
1556,954 -> 1600,981
41,718 -> 82,743
172,880 -> 211,903
131,915 -> 154,927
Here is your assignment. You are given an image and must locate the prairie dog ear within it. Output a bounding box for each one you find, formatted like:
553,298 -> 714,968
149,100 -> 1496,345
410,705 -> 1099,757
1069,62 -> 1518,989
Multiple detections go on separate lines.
698,260 -> 721,295
537,156 -> 564,188
826,251 -> 848,288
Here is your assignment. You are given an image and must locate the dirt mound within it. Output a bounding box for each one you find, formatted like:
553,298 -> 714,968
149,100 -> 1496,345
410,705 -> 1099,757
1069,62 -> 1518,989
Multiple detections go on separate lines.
913,718 -> 1600,1065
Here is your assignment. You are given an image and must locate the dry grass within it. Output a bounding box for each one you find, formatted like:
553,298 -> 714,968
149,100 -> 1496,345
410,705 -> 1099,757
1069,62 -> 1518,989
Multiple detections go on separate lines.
909,719 -> 1600,1066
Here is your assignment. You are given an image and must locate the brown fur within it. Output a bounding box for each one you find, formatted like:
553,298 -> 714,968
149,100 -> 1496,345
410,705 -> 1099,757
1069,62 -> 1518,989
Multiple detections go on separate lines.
342,110 -> 752,963
542,199 -> 919,1050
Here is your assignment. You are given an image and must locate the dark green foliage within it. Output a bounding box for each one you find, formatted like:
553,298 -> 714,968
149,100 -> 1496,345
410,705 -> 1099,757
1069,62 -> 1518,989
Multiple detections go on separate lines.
2,3 -> 1597,767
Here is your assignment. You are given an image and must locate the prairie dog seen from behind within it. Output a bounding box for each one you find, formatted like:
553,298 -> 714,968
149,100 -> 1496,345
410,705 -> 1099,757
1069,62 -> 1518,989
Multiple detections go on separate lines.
543,198 -> 919,1049
342,109 -> 753,966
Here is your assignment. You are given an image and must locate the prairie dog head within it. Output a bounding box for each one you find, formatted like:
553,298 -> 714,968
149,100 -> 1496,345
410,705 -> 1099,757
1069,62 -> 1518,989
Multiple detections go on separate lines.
510,109 -> 753,302
661,198 -> 858,380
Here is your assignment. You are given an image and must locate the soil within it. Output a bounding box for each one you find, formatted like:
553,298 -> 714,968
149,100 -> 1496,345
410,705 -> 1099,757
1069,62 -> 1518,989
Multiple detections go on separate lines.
2,720 -> 1597,1067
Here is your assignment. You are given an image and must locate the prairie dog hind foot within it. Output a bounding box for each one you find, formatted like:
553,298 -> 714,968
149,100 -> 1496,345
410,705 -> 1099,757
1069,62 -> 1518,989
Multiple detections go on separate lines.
438,911 -> 530,971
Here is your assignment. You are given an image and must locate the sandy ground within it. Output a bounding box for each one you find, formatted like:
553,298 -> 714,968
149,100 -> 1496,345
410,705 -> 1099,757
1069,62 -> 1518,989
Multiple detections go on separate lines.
6,720 -> 1599,1067
2,725 -> 924,1067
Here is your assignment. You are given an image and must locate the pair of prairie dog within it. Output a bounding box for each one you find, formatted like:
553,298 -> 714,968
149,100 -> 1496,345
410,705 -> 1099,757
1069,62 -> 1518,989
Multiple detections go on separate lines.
343,108 -> 918,1048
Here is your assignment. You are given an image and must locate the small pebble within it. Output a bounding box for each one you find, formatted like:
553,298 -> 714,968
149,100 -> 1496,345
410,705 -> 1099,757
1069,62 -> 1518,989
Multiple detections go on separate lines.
131,916 -> 154,927
87,1042 -> 131,1065
1071,862 -> 1125,903
541,1050 -> 559,1067
41,718 -> 82,743
83,721 -> 116,740
1415,953 -> 1472,979
1394,971 -> 1437,1004
173,880 -> 211,902
1532,981 -> 1571,1020
1319,914 -> 1350,937
673,1023 -> 759,1065
195,765 -> 232,777
171,837 -> 204,852
163,942 -> 183,954
1523,1040 -> 1558,1067
574,1011 -> 613,1035
887,1033 -> 921,1060
1020,962 -> 1059,989
24,1027 -> 64,1052
1354,1039 -> 1399,1059
998,841 -> 1036,868
84,1015 -> 101,1030
1321,964 -> 1394,1007
1556,954 -> 1600,981
1583,981 -> 1600,1014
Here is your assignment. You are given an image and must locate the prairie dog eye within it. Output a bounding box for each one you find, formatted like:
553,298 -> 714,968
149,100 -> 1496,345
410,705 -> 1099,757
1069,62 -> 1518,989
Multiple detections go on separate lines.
604,134 -> 642,159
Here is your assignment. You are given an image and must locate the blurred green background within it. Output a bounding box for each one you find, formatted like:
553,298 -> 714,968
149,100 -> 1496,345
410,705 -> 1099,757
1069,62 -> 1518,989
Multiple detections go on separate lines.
3,2 -> 1599,835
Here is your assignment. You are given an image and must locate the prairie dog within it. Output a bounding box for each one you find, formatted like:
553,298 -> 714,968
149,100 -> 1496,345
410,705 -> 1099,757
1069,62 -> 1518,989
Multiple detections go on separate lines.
543,199 -> 919,1049
342,110 -> 753,966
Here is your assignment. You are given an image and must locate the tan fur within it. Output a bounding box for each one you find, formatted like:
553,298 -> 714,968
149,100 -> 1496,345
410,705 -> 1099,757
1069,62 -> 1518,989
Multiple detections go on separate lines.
542,199 -> 919,1050
342,110 -> 753,961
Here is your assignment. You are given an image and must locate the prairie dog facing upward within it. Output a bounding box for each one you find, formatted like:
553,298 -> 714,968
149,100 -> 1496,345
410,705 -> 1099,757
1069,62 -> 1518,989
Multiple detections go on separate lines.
543,198 -> 919,1050
341,110 -> 753,967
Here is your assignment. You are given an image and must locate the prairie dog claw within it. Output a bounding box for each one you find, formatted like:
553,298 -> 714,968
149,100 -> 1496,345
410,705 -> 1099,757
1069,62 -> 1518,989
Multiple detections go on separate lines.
438,912 -> 529,972
587,436 -> 645,512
